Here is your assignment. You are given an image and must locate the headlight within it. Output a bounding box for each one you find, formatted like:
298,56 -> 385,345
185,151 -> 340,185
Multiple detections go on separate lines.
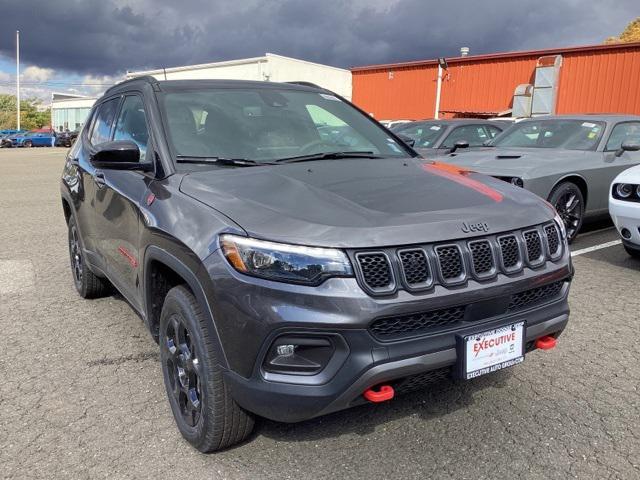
616,183 -> 634,198
554,213 -> 567,240
220,234 -> 353,285
510,177 -> 524,188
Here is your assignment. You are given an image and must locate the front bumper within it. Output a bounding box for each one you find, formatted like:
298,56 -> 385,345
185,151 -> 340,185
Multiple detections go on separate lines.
609,197 -> 640,247
205,247 -> 572,423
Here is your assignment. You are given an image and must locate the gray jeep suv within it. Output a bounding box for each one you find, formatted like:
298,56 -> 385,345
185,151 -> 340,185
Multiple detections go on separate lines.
61,76 -> 572,452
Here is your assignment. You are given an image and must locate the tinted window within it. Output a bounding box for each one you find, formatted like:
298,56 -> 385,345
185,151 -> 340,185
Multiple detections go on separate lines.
161,88 -> 410,163
486,125 -> 503,138
441,125 -> 490,148
398,122 -> 446,147
113,96 -> 149,162
605,122 -> 640,151
90,97 -> 119,145
492,119 -> 604,150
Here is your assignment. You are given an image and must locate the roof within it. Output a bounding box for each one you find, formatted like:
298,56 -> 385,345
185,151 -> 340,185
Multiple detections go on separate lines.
351,41 -> 640,72
127,53 -> 349,78
103,76 -> 328,97
517,114 -> 640,122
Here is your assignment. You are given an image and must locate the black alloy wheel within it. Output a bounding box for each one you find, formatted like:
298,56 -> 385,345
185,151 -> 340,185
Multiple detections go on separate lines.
67,216 -> 110,298
163,313 -> 203,427
549,182 -> 584,243
69,223 -> 83,288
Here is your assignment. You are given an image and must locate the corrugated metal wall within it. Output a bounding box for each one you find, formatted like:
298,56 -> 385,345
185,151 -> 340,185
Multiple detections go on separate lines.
352,43 -> 640,120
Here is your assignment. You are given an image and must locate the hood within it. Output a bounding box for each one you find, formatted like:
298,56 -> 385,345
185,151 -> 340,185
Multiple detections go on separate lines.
439,147 -> 588,177
179,158 -> 554,248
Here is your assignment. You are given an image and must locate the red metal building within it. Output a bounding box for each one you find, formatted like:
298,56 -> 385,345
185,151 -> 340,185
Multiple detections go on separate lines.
351,42 -> 640,120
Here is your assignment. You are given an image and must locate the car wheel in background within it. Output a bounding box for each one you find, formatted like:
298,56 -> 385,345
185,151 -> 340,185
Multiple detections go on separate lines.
624,245 -> 640,259
159,285 -> 254,452
68,216 -> 111,298
548,182 -> 584,244
23,140 -> 32,148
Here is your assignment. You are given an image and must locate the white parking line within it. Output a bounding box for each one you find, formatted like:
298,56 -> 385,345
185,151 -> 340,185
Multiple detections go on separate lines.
571,240 -> 622,257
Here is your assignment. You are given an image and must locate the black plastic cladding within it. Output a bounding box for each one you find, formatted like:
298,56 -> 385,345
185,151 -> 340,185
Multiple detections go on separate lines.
352,222 -> 563,296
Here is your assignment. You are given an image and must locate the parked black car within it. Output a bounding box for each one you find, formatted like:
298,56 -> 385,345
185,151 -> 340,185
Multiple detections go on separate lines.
61,77 -> 572,452
55,130 -> 79,148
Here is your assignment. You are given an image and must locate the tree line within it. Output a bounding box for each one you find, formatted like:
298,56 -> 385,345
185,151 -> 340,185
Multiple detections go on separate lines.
0,94 -> 51,130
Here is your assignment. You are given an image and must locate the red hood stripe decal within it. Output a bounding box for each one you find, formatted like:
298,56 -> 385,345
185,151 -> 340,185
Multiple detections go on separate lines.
422,162 -> 503,203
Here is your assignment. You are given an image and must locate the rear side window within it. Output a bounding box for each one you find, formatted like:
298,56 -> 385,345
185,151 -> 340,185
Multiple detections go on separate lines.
90,97 -> 120,145
605,122 -> 640,151
113,96 -> 150,162
441,125 -> 489,148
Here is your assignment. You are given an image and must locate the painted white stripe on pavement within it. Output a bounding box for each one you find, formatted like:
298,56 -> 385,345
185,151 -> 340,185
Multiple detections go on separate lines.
571,240 -> 622,257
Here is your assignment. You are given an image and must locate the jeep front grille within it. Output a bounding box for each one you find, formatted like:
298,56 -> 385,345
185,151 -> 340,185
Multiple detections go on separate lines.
352,222 -> 564,295
369,280 -> 566,341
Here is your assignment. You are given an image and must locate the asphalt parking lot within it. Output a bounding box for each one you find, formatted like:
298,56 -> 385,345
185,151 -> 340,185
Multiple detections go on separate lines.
1,148 -> 639,480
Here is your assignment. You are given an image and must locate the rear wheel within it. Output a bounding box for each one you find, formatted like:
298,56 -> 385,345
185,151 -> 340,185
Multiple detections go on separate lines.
159,285 -> 254,452
68,216 -> 111,298
548,182 -> 584,244
624,245 -> 640,259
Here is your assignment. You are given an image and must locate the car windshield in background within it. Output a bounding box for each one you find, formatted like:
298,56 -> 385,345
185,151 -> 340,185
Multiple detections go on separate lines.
491,119 -> 605,150
396,122 -> 446,148
160,87 -> 410,164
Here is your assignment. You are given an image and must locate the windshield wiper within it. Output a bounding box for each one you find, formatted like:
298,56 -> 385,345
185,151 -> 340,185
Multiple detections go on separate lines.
276,151 -> 383,164
176,155 -> 276,167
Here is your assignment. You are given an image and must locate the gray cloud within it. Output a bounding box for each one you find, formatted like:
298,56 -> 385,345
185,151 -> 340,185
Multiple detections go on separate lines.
0,0 -> 637,77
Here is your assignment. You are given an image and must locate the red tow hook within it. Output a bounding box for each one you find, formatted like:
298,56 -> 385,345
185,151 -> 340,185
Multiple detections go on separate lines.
364,384 -> 395,403
535,335 -> 557,350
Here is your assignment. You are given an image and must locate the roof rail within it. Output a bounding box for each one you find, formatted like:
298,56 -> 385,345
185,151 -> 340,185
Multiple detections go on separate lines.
103,75 -> 159,96
285,81 -> 322,89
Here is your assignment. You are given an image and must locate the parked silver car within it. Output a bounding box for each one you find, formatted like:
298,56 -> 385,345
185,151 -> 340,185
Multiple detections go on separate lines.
394,119 -> 509,157
441,115 -> 640,241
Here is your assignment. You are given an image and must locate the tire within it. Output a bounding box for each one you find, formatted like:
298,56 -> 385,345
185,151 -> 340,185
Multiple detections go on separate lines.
548,182 -> 584,244
23,140 -> 32,148
624,245 -> 640,259
68,216 -> 111,298
159,285 -> 254,452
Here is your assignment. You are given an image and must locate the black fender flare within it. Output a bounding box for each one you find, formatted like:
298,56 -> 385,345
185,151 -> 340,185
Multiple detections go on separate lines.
143,245 -> 229,370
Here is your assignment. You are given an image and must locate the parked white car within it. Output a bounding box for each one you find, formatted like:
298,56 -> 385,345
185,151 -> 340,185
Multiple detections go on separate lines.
609,164 -> 640,258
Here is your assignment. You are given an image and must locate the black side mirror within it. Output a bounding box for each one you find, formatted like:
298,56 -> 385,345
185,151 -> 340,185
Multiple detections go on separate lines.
615,141 -> 640,157
450,140 -> 470,153
90,140 -> 151,170
397,134 -> 416,148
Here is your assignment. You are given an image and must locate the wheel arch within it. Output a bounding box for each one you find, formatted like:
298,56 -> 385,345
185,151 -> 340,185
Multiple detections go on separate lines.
550,174 -> 589,208
142,245 -> 229,369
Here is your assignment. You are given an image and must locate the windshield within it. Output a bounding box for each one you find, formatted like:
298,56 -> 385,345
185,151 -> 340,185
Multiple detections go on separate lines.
160,87 -> 411,165
395,122 -> 446,148
491,119 -> 605,150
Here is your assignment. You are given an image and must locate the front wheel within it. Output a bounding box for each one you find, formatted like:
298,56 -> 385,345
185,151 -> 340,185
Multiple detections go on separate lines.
159,285 -> 254,452
23,140 -> 32,148
548,182 -> 584,244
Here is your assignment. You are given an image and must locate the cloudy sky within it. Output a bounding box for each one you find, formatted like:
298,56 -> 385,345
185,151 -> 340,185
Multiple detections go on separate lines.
0,0 -> 637,101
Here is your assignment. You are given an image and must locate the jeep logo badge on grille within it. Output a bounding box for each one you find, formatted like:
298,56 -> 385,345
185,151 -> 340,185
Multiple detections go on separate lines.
461,222 -> 489,233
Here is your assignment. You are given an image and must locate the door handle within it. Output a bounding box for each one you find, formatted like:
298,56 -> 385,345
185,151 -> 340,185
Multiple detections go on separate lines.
94,171 -> 106,188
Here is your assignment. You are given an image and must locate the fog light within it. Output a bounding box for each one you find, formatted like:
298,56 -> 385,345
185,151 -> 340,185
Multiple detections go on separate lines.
621,228 -> 632,239
263,336 -> 335,375
276,344 -> 295,357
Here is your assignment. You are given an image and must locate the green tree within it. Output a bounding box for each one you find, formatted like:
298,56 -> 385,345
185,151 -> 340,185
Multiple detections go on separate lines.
0,93 -> 51,130
605,17 -> 640,44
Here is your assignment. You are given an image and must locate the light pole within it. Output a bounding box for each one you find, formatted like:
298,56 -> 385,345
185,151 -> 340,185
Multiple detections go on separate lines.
16,30 -> 20,130
434,57 -> 448,120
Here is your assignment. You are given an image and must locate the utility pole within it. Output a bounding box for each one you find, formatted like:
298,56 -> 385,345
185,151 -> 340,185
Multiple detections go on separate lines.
16,30 -> 20,130
434,57 -> 448,120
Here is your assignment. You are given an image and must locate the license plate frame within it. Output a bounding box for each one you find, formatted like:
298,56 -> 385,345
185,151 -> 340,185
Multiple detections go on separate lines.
458,321 -> 525,380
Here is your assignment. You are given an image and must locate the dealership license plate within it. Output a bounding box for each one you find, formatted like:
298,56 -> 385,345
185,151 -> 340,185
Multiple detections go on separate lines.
462,322 -> 525,380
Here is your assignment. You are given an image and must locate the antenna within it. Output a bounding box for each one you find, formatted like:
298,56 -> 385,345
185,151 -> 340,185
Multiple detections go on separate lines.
16,30 -> 20,130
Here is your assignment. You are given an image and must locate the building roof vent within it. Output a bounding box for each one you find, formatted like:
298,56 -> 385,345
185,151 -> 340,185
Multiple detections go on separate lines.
460,47 -> 470,57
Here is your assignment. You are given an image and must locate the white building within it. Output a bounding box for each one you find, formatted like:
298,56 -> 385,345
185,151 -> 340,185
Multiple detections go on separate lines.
51,93 -> 96,132
126,53 -> 352,99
